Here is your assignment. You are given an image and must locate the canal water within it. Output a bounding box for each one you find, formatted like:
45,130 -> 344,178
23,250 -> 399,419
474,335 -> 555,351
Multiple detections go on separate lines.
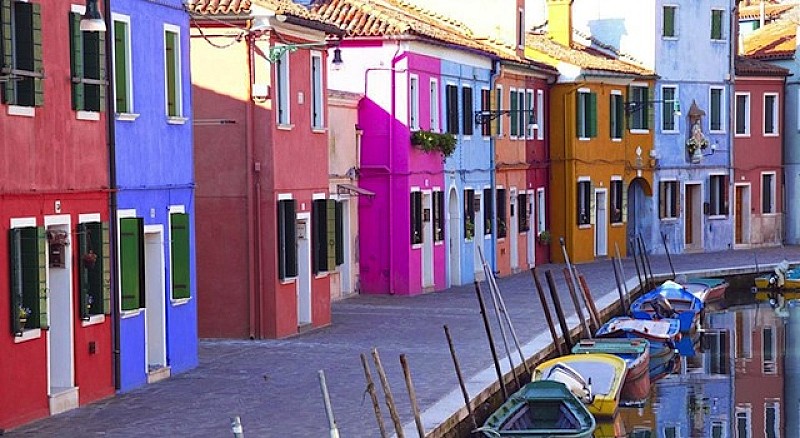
600,276 -> 794,437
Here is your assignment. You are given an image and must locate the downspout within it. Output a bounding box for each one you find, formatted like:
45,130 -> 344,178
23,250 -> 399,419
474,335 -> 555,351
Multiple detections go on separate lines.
103,0 -> 121,389
490,60 -> 500,272
389,41 -> 401,294
246,29 -> 259,339
728,6 -> 736,249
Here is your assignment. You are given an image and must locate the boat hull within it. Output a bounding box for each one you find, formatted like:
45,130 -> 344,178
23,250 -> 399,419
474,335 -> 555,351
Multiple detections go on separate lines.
571,339 -> 650,405
631,281 -> 703,334
595,317 -> 681,380
683,278 -> 728,304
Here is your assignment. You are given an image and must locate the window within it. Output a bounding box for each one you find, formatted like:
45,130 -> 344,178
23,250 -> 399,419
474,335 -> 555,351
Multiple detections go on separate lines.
518,193 -> 529,232
577,180 -> 591,225
311,53 -> 324,129
576,90 -> 597,138
410,192 -> 422,245
495,86 -> 503,136
497,189 -> 507,238
537,188 -> 546,235
275,48 -> 290,125
483,188 -> 493,235
711,9 -> 724,41
433,191 -> 444,242
113,16 -> 133,113
510,88 -> 519,137
119,217 -> 145,311
1,1 -> 43,107
736,407 -> 751,438
664,426 -> 677,438
764,93 -> 778,135
480,88 -> 491,137
70,12 -> 106,112
517,90 -> 526,139
660,181 -> 679,219
170,213 -> 191,300
763,326 -> 776,373
709,174 -> 728,216
78,222 -> 111,318
334,201 -> 344,266
762,173 -> 776,214
462,86 -> 473,136
765,402 -> 779,438
610,179 -> 623,224
710,87 -> 724,132
711,422 -> 724,438
313,199 -> 336,273
526,89 -> 535,138
536,90 -> 544,140
662,86 -> 677,132
446,84 -> 459,134
8,226 -> 46,334
409,74 -> 419,130
429,78 -> 439,132
277,199 -> 298,279
663,5 -> 677,37
735,311 -> 753,358
517,8 -> 525,48
164,26 -> 182,118
610,93 -> 624,139
736,93 -> 750,135
464,189 -> 475,240
629,85 -> 649,131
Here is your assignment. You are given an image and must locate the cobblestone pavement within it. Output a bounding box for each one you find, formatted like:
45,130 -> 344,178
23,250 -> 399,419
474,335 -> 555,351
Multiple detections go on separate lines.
9,246 -> 800,437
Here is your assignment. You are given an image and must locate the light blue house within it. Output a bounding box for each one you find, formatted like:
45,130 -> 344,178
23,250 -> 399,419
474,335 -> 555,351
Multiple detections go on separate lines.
110,0 -> 197,391
440,57 -> 495,285
569,0 -> 735,255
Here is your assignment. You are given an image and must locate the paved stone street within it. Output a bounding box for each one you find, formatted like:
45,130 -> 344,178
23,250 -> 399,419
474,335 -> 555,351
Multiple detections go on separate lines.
9,246 -> 800,437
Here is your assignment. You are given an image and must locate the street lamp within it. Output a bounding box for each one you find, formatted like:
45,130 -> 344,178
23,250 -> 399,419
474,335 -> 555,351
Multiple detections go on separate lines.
624,99 -> 681,116
80,0 -> 106,32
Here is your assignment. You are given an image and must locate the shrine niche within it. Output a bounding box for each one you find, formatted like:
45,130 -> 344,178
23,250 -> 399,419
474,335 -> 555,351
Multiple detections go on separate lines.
685,100 -> 709,164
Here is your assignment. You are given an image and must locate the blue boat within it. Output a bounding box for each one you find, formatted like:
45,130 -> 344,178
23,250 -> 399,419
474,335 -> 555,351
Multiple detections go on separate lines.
594,317 -> 680,381
630,281 -> 703,334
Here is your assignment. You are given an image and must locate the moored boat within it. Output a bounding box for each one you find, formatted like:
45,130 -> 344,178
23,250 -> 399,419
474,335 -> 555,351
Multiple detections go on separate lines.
532,353 -> 627,418
630,280 -> 703,334
754,261 -> 800,290
478,380 -> 596,437
571,338 -> 650,405
594,317 -> 680,381
682,277 -> 729,304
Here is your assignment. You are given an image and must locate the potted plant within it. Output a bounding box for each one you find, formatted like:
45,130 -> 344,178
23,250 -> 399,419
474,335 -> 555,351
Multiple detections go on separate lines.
537,230 -> 551,245
465,219 -> 475,240
18,305 -> 31,330
410,130 -> 457,159
82,250 -> 98,269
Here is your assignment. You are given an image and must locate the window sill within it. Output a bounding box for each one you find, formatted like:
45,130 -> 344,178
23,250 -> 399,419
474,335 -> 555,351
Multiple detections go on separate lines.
463,135 -> 472,141
611,222 -> 625,227
167,116 -> 188,125
662,36 -> 679,41
629,129 -> 649,135
434,241 -> 444,246
280,277 -> 297,285
763,132 -> 779,138
170,297 -> 191,306
578,224 -> 591,229
708,214 -> 727,220
709,130 -> 725,135
8,105 -> 34,117
734,133 -> 750,138
484,234 -> 492,239
661,130 -> 679,135
81,314 -> 105,327
116,113 -> 140,122
611,138 -> 622,142
711,39 -> 726,43
578,137 -> 591,142
121,309 -> 142,319
277,124 -> 295,131
14,328 -> 41,343
411,243 -> 422,250
315,273 -> 329,279
312,127 -> 327,134
77,111 -> 100,121
660,217 -> 679,222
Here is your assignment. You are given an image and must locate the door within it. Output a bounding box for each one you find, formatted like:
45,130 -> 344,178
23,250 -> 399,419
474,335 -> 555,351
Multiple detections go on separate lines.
339,200 -> 352,294
473,193 -> 484,279
47,223 -> 75,397
448,188 -> 461,286
144,228 -> 167,371
422,192 -> 434,288
735,186 -> 744,244
296,216 -> 312,326
510,189 -> 519,271
685,185 -> 694,245
595,190 -> 608,257
527,192 -> 535,268
685,184 -> 703,250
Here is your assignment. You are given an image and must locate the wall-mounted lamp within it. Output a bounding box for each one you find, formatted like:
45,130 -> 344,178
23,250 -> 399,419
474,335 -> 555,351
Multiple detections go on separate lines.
625,99 -> 681,116
80,0 -> 106,32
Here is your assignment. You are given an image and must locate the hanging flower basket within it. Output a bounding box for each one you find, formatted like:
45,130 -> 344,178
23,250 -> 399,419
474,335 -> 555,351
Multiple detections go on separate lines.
82,251 -> 98,269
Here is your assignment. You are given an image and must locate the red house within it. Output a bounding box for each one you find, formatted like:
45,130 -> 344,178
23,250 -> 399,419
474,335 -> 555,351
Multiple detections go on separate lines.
733,57 -> 788,247
0,0 -> 114,429
190,1 -> 342,338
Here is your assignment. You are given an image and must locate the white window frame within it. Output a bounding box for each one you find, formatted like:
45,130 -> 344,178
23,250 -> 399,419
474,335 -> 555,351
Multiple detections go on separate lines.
310,51 -> 324,130
661,85 -> 679,133
480,86 -> 490,139
577,88 -> 591,140
709,173 -> 727,218
629,83 -> 650,133
509,87 -> 518,139
462,84 -> 473,139
762,171 -> 776,215
662,4 -> 679,39
112,13 -> 135,117
711,8 -> 726,41
610,90 -> 623,141
736,405 -> 752,438
577,176 -> 591,227
763,92 -> 779,136
517,90 -> 526,140
496,85 -> 504,137
536,187 -> 546,236
764,401 -> 780,438
409,74 -> 420,131
763,325 -> 777,373
163,24 -> 183,120
430,78 -> 439,132
735,92 -> 750,137
276,47 -> 291,126
709,86 -> 725,133
536,89 -> 544,140
661,179 -> 679,220
526,89 -> 536,138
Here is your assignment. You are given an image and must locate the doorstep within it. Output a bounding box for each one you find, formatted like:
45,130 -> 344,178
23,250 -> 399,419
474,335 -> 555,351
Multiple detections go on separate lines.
49,386 -> 79,415
147,366 -> 171,384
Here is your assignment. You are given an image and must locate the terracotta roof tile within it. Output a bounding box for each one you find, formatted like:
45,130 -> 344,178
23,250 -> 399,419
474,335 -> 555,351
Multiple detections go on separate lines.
738,2 -> 796,20
525,32 -> 653,76
743,18 -> 796,59
186,0 -> 251,15
735,55 -> 790,75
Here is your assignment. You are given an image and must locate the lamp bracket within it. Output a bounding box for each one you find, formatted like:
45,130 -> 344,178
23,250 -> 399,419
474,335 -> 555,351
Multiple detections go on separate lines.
474,109 -> 533,125
267,42 -> 329,63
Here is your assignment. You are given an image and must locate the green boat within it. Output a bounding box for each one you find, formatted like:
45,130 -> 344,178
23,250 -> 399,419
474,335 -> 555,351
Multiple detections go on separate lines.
478,380 -> 596,437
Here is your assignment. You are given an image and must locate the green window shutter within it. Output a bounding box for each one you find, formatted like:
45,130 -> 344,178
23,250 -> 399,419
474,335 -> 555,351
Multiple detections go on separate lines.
312,199 -> 326,273
31,227 -> 46,329
31,2 -> 42,106
589,93 -> 598,137
589,182 -> 596,225
114,20 -> 128,113
170,213 -> 191,300
646,87 -> 654,130
1,0 -> 15,104
277,200 -> 298,278
326,200 -> 336,271
165,31 -> 178,116
664,7 -> 674,37
9,228 -> 22,334
78,223 -> 90,320
83,29 -> 101,112
100,222 -> 111,313
334,201 -> 344,265
621,181 -> 628,223
510,91 -> 519,136
119,218 -> 143,311
69,12 -> 85,111
711,11 -> 721,40
97,30 -> 106,112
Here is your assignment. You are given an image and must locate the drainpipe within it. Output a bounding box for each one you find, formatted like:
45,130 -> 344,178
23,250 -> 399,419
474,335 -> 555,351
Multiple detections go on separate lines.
246,29 -> 259,339
102,0 -> 121,390
489,60 -> 500,272
728,5 -> 736,249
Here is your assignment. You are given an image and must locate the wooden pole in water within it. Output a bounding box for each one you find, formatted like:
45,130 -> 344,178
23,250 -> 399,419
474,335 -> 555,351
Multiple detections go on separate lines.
559,237 -> 597,334
637,234 -> 655,290
578,273 -> 601,330
630,237 -> 645,292
545,269 -> 573,351
443,325 -> 478,431
531,268 -> 564,355
611,257 -> 628,315
399,355 -> 425,438
614,244 -> 630,309
563,267 -> 592,338
661,232 -> 676,280
372,348 -> 404,438
474,281 -> 508,400
360,353 -> 388,438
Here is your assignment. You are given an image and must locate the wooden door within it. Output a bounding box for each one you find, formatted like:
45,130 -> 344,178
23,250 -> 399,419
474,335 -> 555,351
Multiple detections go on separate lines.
735,187 -> 744,244
685,187 -> 693,245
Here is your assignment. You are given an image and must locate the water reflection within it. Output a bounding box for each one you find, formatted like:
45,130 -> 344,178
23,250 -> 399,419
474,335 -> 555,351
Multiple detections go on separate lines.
604,287 -> 790,437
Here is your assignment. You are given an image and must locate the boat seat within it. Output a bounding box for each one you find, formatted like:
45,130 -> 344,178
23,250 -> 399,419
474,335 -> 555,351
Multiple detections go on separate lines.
649,295 -> 676,318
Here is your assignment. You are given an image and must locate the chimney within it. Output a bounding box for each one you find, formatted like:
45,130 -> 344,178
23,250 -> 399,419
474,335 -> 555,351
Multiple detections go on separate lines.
547,0 -> 573,47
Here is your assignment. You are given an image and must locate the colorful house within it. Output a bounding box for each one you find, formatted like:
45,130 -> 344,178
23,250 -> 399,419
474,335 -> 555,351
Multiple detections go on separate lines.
737,0 -> 794,38
732,57 -> 787,247
190,1 -> 341,338
0,0 -> 114,428
526,0 -> 656,264
111,0 -> 197,391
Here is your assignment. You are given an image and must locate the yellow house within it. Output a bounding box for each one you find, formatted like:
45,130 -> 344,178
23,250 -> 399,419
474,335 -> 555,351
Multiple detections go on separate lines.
526,0 -> 656,263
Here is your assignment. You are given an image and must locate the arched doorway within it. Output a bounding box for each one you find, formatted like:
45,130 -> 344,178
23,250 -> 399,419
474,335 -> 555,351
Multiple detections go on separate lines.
626,177 -> 653,255
448,188 -> 461,286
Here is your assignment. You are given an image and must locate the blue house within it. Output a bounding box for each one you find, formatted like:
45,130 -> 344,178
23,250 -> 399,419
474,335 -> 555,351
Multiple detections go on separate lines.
110,0 -> 197,391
